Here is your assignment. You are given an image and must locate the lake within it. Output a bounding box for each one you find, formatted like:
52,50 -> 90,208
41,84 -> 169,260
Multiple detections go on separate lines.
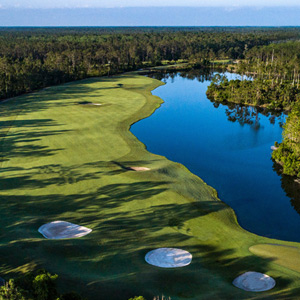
131,70 -> 300,243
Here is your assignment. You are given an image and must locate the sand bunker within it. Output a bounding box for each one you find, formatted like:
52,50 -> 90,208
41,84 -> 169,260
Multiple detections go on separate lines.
233,271 -> 276,292
38,221 -> 92,239
145,248 -> 192,268
78,101 -> 102,106
129,166 -> 151,171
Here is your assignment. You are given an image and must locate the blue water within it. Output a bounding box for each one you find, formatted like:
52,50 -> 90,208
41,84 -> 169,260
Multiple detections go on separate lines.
131,71 -> 300,243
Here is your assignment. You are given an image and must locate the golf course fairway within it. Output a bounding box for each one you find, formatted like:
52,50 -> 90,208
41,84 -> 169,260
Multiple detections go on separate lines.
1,73 -> 300,299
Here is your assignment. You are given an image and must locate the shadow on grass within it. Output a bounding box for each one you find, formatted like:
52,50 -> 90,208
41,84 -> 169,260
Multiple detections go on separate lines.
0,77 -> 137,118
0,177 -> 298,299
0,77 -> 145,165
0,158 -> 158,191
0,119 -> 69,163
0,83 -> 102,117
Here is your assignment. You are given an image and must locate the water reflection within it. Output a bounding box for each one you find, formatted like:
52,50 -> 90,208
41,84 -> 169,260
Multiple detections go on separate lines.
149,71 -> 286,129
212,102 -> 285,130
273,162 -> 300,216
148,69 -> 214,83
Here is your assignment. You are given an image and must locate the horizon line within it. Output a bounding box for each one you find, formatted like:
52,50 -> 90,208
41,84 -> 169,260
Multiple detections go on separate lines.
2,6 -> 300,9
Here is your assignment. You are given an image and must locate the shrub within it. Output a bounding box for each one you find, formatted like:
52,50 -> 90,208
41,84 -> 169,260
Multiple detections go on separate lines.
0,279 -> 25,300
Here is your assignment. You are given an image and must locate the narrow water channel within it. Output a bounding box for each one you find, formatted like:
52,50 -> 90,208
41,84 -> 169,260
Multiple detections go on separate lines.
131,71 -> 300,243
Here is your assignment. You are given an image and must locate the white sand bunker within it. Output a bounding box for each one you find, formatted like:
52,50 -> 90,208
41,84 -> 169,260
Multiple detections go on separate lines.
38,221 -> 92,239
233,271 -> 276,292
129,166 -> 151,171
79,101 -> 102,106
145,248 -> 192,268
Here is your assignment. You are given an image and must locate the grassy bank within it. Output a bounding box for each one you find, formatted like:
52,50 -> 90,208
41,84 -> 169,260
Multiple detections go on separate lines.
1,73 -> 300,299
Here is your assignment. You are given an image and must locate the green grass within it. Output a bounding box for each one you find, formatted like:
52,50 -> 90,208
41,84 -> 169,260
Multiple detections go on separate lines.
249,244 -> 300,274
1,73 -> 300,299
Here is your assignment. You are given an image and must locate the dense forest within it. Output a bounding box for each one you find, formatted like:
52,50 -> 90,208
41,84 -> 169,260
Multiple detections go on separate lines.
1,27 -> 300,100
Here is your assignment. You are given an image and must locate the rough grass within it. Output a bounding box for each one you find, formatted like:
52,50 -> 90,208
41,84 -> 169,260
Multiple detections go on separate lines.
1,73 -> 300,299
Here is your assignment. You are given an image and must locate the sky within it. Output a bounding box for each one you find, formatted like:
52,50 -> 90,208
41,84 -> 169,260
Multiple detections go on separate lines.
1,1 -> 300,26
1,0 -> 300,8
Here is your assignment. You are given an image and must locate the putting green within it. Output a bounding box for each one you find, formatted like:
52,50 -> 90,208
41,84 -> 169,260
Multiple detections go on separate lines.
249,244 -> 300,274
1,73 -> 300,299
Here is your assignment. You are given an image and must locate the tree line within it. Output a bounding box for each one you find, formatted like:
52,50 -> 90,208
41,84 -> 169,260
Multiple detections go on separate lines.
272,103 -> 300,178
1,27 -> 300,100
206,74 -> 300,110
207,41 -> 300,110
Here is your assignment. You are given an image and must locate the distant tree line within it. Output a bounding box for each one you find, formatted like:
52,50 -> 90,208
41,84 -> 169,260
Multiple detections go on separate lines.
1,27 -> 300,100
